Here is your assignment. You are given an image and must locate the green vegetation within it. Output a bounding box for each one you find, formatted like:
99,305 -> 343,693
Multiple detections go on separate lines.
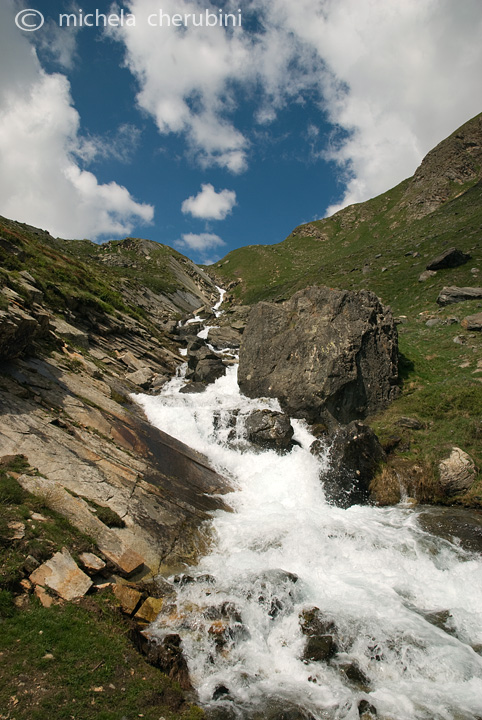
209,137 -> 482,503
0,456 -> 203,719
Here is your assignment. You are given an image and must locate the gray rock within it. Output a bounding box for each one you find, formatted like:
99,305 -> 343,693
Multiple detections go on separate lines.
51,317 -> 89,349
244,409 -> 294,450
437,286 -> 482,306
461,312 -> 482,331
0,305 -> 50,359
396,416 -> 424,430
238,286 -> 398,425
438,447 -> 476,496
425,318 -> 440,327
207,325 -> 242,349
426,247 -> 471,271
186,357 -> 225,385
315,421 -> 386,508
125,367 -> 155,389
299,607 -> 339,663
419,270 -> 437,282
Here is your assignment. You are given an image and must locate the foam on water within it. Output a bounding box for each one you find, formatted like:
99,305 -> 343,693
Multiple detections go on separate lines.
134,296 -> 482,720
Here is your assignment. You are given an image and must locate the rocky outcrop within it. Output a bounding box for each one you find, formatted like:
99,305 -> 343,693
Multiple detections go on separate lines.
244,409 -> 294,451
438,447 -> 477,496
185,337 -> 226,385
313,422 -> 386,508
461,312 -> 482,331
426,247 -> 471,271
238,286 -> 398,426
437,286 -> 482,306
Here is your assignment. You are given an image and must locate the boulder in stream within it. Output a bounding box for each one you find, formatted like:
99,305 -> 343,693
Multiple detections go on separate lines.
244,409 -> 294,451
238,286 -> 398,426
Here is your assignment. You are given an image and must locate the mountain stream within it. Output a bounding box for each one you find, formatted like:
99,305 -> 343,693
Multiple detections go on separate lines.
135,289 -> 482,720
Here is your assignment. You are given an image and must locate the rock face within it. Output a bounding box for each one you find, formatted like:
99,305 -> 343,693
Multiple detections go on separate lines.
438,447 -> 477,496
426,247 -> 471,271
244,409 -> 294,450
437,286 -> 482,306
238,286 -> 399,426
314,422 -> 386,508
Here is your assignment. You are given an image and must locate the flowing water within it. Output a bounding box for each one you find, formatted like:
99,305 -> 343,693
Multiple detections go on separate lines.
134,291 -> 482,720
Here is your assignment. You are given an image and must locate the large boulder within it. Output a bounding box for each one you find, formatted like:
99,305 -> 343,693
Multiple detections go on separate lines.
438,447 -> 477,496
314,421 -> 386,508
426,247 -> 471,271
437,286 -> 482,306
238,286 -> 398,425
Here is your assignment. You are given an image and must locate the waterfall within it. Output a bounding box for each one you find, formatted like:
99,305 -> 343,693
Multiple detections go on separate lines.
134,290 -> 482,720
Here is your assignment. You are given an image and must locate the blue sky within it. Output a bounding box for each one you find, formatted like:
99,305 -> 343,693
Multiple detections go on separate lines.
1,1 -> 482,264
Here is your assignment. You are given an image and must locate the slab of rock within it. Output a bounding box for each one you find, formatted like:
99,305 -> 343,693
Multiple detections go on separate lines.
125,367 -> 155,389
51,317 -> 89,349
438,447 -> 476,496
244,409 -> 294,450
113,583 -> 143,615
426,247 -> 471,271
135,596 -> 164,624
315,421 -> 386,508
29,548 -> 93,600
238,286 -> 398,425
103,548 -> 145,578
461,312 -> 482,331
79,552 -> 106,574
437,286 -> 482,306
186,357 -> 225,385
207,326 -> 242,350
419,270 -> 437,282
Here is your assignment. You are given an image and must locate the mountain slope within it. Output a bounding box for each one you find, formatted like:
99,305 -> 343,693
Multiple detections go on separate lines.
209,113 -> 482,505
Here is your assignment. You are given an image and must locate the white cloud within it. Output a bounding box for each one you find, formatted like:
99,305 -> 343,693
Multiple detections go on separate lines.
176,232 -> 226,263
114,0 -> 482,211
0,3 -> 152,239
181,183 -> 236,220
177,232 -> 226,252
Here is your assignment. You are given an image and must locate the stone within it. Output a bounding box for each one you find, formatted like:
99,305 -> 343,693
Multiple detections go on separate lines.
238,286 -> 398,426
438,447 -> 476,496
119,351 -> 145,371
419,270 -> 437,282
132,630 -> 192,690
179,382 -> 207,394
186,357 -> 225,385
113,583 -> 143,615
396,416 -> 424,430
79,552 -> 106,574
313,421 -> 386,508
426,247 -> 471,271
437,286 -> 482,306
30,548 -> 93,600
207,326 -> 242,350
7,521 -> 25,540
134,596 -> 164,623
461,312 -> 482,331
34,585 -> 54,608
244,409 -> 294,450
103,548 -> 145,578
51,317 -> 89,349
125,367 -> 155,389
299,607 -> 339,663
425,318 -> 440,327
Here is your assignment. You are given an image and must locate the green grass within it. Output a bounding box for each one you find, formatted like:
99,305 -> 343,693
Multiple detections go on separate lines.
0,456 -> 204,719
208,162 -> 482,505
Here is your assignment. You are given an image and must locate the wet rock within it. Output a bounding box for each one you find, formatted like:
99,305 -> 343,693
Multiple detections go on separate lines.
179,381 -> 208,394
358,700 -> 377,718
208,326 -> 242,350
437,286 -> 482,306
438,447 -> 476,495
461,312 -> 482,331
238,286 -> 398,426
134,596 -> 164,624
316,422 -> 386,508
426,247 -> 471,271
417,507 -> 482,553
244,409 -> 294,450
300,607 -> 339,663
336,660 -> 371,690
212,684 -> 231,701
29,547 -> 93,600
186,357 -> 225,385
132,630 -> 192,690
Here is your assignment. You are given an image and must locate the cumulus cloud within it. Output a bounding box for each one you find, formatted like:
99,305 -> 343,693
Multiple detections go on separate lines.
181,184 -> 237,220
114,0 -> 482,211
176,231 -> 226,263
0,3 -> 152,239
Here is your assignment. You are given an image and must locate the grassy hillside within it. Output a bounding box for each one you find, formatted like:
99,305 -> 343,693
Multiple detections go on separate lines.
209,116 -> 482,505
